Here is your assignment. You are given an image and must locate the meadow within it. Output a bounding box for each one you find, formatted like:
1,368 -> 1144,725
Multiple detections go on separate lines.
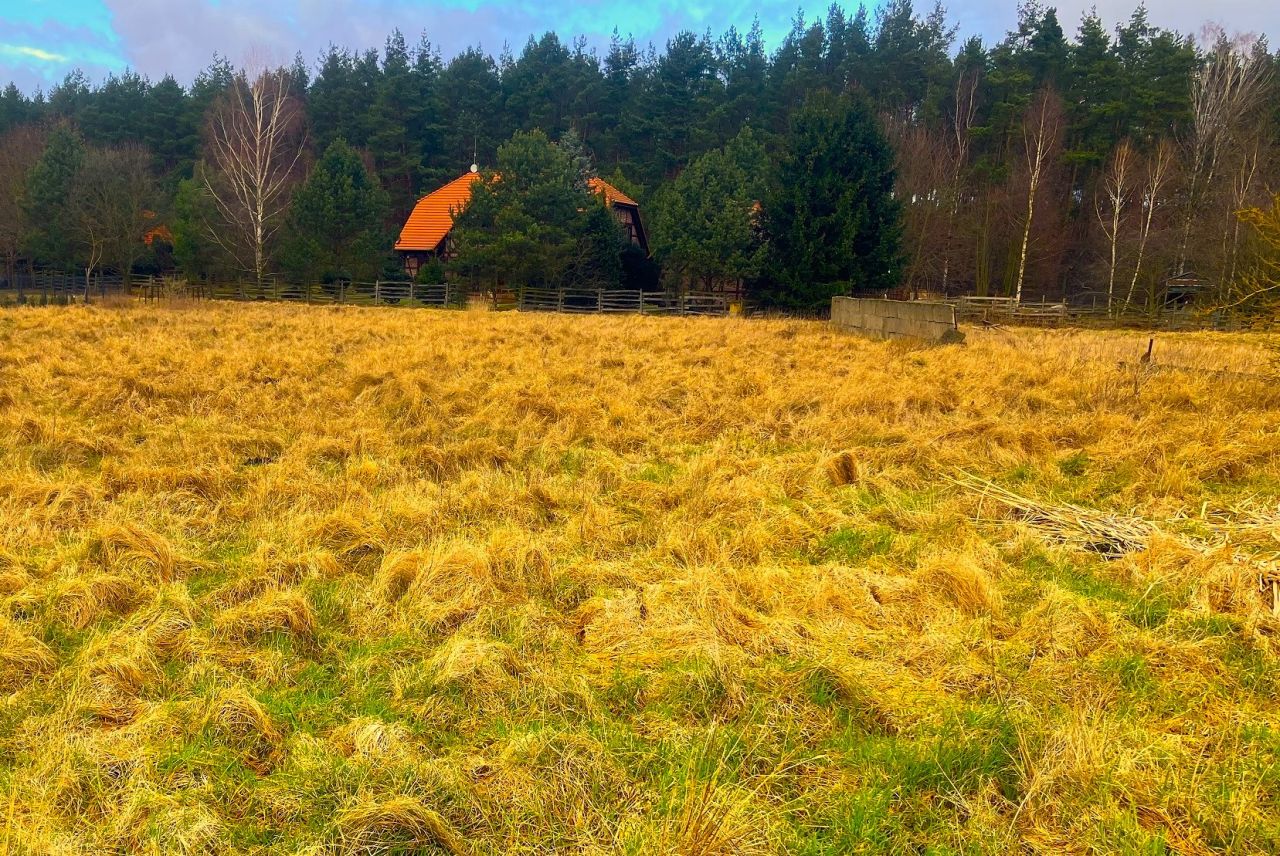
0,301 -> 1278,855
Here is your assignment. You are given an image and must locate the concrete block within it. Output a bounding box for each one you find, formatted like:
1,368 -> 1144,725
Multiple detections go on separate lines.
830,296 -> 964,344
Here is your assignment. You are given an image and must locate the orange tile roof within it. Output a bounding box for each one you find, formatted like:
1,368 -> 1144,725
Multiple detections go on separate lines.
588,177 -> 638,208
396,172 -> 639,252
143,224 -> 173,247
395,170 -> 483,252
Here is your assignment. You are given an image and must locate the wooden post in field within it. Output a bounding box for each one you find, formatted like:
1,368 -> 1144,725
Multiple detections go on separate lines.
374,279 -> 382,305
409,280 -> 416,305
597,288 -> 604,313
557,288 -> 564,313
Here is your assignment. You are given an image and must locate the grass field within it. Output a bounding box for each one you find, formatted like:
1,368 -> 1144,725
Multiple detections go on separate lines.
1,302 -> 1278,855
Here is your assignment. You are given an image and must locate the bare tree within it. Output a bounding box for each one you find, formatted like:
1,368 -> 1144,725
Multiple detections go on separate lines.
940,65 -> 980,293
1013,88 -> 1062,304
1095,140 -> 1135,313
204,67 -> 305,288
1228,191 -> 1280,311
1123,139 -> 1176,311
1222,130 -> 1271,292
69,149 -> 112,301
0,125 -> 45,296
886,114 -> 953,297
1179,29 -> 1274,273
69,146 -> 155,301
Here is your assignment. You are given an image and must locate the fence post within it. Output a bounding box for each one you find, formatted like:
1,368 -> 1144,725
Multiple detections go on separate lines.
597,288 -> 604,313
557,288 -> 564,313
374,279 -> 381,305
409,280 -> 416,305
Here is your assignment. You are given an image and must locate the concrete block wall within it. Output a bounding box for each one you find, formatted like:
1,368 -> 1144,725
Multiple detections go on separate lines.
830,297 -> 964,343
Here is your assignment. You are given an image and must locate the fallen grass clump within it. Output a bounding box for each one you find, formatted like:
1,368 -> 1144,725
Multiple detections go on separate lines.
0,301 -> 1278,853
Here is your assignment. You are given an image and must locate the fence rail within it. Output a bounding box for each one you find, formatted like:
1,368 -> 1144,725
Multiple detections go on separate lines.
505,287 -> 728,316
5,273 -> 1255,331
0,273 -> 730,317
948,294 -> 1247,332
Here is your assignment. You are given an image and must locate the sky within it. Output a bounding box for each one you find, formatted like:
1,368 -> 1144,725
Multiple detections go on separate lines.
1,0 -> 1276,94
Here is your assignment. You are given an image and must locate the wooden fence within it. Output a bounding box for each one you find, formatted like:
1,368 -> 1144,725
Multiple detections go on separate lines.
0,270 -> 143,300
0,273 -> 731,318
199,279 -> 466,308
503,287 -> 728,316
950,295 -> 1246,331
9,273 -> 1248,330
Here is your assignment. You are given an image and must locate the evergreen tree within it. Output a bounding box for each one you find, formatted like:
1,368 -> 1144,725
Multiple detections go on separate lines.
369,31 -> 428,221
80,70 -> 151,147
438,48 -> 507,171
0,83 -> 32,134
172,169 -> 231,280
649,127 -> 767,288
596,32 -> 644,173
22,126 -> 85,270
280,139 -> 390,283
711,21 -> 769,145
639,31 -> 721,184
761,93 -> 903,307
146,75 -> 199,181
869,1 -> 956,118
503,33 -> 580,138
1114,8 -> 1197,141
1064,11 -> 1124,171
47,70 -> 92,123
452,129 -> 621,288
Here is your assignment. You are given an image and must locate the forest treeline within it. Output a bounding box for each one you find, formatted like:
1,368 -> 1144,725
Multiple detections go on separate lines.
1,1 -> 1279,310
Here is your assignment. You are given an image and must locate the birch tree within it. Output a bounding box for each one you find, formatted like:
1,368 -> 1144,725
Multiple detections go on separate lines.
1123,138 -> 1175,311
204,67 -> 305,288
1013,88 -> 1062,304
940,63 -> 979,293
1094,140 -> 1134,313
1179,30 -> 1273,273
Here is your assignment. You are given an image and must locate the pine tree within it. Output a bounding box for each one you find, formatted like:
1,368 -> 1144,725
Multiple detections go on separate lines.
280,139 -> 390,283
1065,11 -> 1124,172
452,129 -> 622,289
172,169 -> 231,280
438,48 -> 506,171
146,75 -> 199,181
369,31 -> 427,221
0,83 -> 32,134
761,93 -> 903,307
649,127 -> 767,289
22,126 -> 85,270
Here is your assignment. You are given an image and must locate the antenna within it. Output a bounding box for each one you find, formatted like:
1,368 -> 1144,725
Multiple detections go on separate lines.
470,132 -> 478,173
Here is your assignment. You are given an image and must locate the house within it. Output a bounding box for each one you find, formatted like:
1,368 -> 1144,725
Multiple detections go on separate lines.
394,166 -> 648,278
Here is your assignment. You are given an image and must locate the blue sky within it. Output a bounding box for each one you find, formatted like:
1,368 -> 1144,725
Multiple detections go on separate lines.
1,0 -> 1276,93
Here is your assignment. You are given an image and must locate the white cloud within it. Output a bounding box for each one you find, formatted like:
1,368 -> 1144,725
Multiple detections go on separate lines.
0,44 -> 69,63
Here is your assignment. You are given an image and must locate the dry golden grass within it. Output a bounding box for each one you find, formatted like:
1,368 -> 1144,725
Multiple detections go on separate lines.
1,301 -> 1278,854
